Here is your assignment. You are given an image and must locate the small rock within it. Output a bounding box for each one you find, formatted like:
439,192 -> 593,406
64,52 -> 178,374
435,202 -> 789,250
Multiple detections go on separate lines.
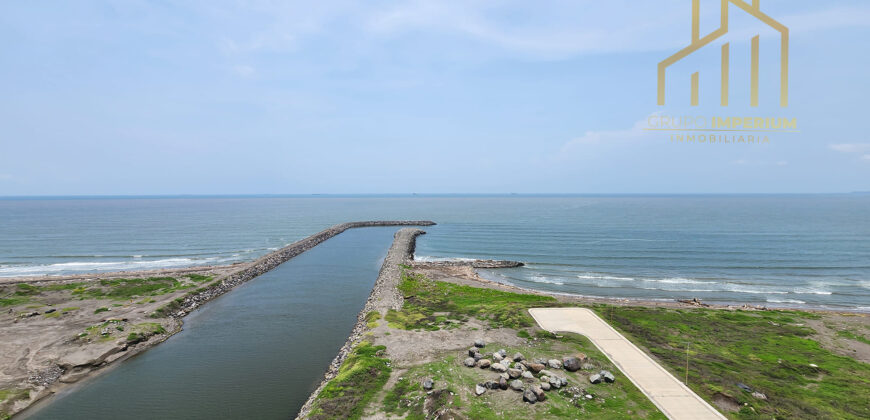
484,380 -> 499,389
540,375 -> 549,383
576,353 -> 589,363
589,373 -> 602,384
531,384 -> 546,401
513,352 -> 525,362
422,378 -> 434,390
497,349 -> 507,358
469,347 -> 480,357
540,382 -> 551,391
600,370 -> 615,383
548,359 -> 563,369
474,339 -> 486,348
508,368 -> 522,379
499,372 -> 509,380
809,363 -> 818,368
473,353 -> 483,362
514,362 -> 527,371
44,308 -> 57,314
492,353 -> 504,362
539,369 -> 554,378
509,379 -> 524,391
533,358 -> 548,365
477,359 -> 491,369
499,377 -> 508,390
562,357 -> 582,372
581,362 -> 596,370
585,394 -> 594,400
752,391 -> 767,400
522,371 -> 535,379
490,362 -> 507,372
523,388 -> 538,404
464,357 -> 476,367
526,363 -> 546,374
475,384 -> 486,396
548,377 -> 561,389
737,382 -> 753,392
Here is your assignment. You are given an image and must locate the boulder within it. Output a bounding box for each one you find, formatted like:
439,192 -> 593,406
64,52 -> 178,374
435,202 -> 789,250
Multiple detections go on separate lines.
473,353 -> 483,362
475,384 -> 486,396
499,372 -> 509,380
559,376 -> 568,387
548,377 -> 561,389
514,362 -> 527,371
422,378 -> 434,390
575,352 -> 589,363
508,368 -> 522,379
497,349 -> 507,358
526,363 -> 546,374
490,362 -> 507,373
531,385 -> 546,401
522,371 -> 534,379
540,375 -> 549,383
540,382 -> 551,391
523,388 -> 538,404
468,347 -> 480,357
477,359 -> 491,369
548,359 -> 563,369
464,357 -> 476,367
484,380 -> 499,389
498,377 -> 508,390
513,352 -> 525,362
474,339 -> 486,348
539,369 -> 554,378
492,353 -> 504,362
589,373 -> 602,384
510,379 -> 524,391
562,357 -> 582,372
600,370 -> 615,383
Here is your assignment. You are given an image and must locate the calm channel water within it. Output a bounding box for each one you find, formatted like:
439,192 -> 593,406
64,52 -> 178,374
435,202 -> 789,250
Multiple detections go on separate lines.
20,227 -> 396,419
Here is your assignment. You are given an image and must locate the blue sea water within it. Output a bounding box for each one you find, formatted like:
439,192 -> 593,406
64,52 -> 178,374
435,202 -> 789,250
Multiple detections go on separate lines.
1,195 -> 868,310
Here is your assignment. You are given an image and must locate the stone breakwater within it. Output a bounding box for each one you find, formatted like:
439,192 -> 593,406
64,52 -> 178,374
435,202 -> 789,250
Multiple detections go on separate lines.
411,259 -> 524,269
165,221 -> 434,319
296,227 -> 426,419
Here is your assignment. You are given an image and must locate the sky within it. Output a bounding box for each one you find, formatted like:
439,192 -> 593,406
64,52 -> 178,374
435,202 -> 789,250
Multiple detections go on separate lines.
1,0 -> 869,195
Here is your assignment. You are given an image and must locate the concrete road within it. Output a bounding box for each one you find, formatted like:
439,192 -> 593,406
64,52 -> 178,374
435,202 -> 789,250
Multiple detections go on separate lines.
528,307 -> 726,420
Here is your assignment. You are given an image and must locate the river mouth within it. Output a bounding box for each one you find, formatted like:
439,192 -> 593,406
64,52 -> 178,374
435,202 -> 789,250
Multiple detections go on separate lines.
20,227 -> 398,420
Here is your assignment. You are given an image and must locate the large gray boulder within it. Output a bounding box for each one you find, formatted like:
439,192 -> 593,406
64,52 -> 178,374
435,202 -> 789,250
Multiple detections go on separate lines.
513,352 -> 525,362
464,357 -> 476,367
547,359 -> 563,369
522,370 -> 534,379
510,379 -> 524,391
562,357 -> 582,372
523,388 -> 538,404
468,347 -> 480,357
508,368 -> 522,379
490,362 -> 507,373
589,373 -> 602,384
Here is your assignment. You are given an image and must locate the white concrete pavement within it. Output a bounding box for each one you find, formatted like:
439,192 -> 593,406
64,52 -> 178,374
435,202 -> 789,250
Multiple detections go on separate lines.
528,307 -> 726,420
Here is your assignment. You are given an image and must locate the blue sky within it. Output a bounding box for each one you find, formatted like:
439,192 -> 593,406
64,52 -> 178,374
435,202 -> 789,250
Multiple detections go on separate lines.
1,0 -> 868,195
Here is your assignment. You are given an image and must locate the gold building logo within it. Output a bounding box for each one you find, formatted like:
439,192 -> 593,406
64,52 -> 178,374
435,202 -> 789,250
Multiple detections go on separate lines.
657,0 -> 788,107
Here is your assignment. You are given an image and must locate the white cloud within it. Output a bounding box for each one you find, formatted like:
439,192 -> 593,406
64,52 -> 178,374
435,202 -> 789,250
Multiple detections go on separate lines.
830,143 -> 870,154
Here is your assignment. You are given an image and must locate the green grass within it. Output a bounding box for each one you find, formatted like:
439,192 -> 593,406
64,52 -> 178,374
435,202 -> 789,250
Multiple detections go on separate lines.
94,307 -> 109,314
836,329 -> 870,345
61,307 -> 79,312
0,388 -> 30,420
386,271 -> 557,330
0,296 -> 30,307
365,311 -> 381,328
310,342 -> 392,420
382,377 -> 424,419
595,305 -> 870,419
186,274 -> 213,282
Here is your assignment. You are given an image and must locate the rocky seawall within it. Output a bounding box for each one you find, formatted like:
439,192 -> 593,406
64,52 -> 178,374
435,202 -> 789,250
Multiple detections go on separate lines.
165,221 -> 434,319
411,259 -> 524,269
296,227 -> 426,419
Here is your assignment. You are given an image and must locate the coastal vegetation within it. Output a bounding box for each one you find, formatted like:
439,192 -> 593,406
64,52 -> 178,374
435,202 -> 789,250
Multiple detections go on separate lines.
386,271 -> 557,330
595,305 -> 870,419
309,341 -> 392,420
0,388 -> 29,420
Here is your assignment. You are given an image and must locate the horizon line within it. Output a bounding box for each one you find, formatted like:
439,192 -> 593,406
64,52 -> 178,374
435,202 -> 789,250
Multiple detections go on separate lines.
1,192 -> 868,200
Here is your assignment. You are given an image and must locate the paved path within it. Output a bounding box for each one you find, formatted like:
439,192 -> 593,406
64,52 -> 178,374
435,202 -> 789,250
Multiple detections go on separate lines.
528,308 -> 726,420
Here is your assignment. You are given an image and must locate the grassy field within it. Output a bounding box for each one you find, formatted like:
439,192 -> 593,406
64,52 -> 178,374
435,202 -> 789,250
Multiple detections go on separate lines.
308,342 -> 392,420
594,305 -> 870,419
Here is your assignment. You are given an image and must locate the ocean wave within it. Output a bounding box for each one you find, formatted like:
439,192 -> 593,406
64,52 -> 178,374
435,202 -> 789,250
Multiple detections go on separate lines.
793,288 -> 832,295
528,275 -> 564,286
0,256 -> 232,277
413,255 -> 476,263
767,298 -> 806,304
576,273 -> 634,281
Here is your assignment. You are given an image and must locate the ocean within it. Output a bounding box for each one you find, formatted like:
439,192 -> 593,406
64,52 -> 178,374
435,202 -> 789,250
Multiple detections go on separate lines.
1,195 -> 868,310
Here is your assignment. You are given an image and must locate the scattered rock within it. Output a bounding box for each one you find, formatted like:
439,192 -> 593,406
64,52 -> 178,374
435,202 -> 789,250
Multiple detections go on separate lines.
477,359 -> 491,369
492,353 -> 504,362
548,359 -> 563,369
468,348 -> 480,357
464,357 -> 476,367
562,357 -> 582,372
523,388 -> 538,404
499,372 -> 509,380
522,371 -> 534,379
44,308 -> 57,314
600,370 -> 615,383
473,353 -> 483,362
526,363 -> 546,374
514,362 -> 527,371
540,375 -> 549,383
508,368 -> 522,379
513,352 -> 525,362
549,377 -> 562,389
585,394 -> 594,400
475,384 -> 487,396
737,382 -> 753,392
474,339 -> 486,348
422,378 -> 434,390
490,362 -> 507,373
752,391 -> 767,400
540,382 -> 551,391
497,349 -> 507,358
589,373 -> 602,384
510,379 -> 524,391
499,377 -> 508,390
581,362 -> 596,370
531,385 -> 546,401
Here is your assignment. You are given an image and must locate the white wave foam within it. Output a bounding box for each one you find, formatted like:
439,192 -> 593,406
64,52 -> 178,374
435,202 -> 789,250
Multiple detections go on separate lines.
767,298 -> 806,304
528,275 -> 564,286
793,288 -> 832,295
577,273 -> 634,281
413,255 -> 476,263
0,256 -> 225,277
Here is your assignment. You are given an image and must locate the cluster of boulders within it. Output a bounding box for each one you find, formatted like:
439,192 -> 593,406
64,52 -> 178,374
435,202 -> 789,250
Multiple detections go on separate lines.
461,340 -> 615,404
